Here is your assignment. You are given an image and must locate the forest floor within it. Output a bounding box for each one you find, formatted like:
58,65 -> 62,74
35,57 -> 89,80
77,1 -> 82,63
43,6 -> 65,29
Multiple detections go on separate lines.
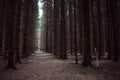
0,52 -> 120,80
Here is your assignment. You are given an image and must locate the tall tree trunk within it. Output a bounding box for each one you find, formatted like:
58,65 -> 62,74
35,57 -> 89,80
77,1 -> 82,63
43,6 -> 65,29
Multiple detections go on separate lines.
97,0 -> 102,59
60,0 -> 67,59
53,0 -> 58,56
106,0 -> 114,59
22,0 -> 31,57
15,0 -> 23,63
82,0 -> 92,67
1,0 -> 7,57
73,0 -> 78,64
112,0 -> 119,61
78,0 -> 83,55
45,2 -> 49,52
6,0 -> 17,70
69,0 -> 73,55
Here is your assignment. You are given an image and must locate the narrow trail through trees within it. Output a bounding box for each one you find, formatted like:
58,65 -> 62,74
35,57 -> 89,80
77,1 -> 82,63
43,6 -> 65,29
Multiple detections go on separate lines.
0,53 -> 120,80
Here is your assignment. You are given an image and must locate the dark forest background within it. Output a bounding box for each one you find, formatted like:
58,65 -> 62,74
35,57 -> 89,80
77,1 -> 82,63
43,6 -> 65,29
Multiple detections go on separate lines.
0,0 -> 120,70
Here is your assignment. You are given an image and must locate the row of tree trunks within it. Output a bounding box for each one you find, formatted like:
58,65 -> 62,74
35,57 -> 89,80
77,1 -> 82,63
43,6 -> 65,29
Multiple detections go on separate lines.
43,0 -> 120,66
44,0 -> 67,59
106,0 -> 120,61
0,0 -> 39,69
0,0 -> 119,70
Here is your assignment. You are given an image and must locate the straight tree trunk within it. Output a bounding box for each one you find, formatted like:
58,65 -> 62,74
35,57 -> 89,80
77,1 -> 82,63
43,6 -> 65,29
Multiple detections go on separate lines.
106,0 -> 114,59
73,0 -> 78,64
45,2 -> 49,52
60,0 -> 67,59
6,0 -> 17,70
78,0 -> 83,54
97,0 -> 102,59
15,0 -> 23,63
112,0 -> 119,61
53,0 -> 58,56
1,0 -> 7,57
82,0 -> 92,67
69,0 -> 73,55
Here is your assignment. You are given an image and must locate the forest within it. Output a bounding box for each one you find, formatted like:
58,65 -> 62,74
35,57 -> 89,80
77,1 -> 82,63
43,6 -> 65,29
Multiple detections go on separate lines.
0,0 -> 120,80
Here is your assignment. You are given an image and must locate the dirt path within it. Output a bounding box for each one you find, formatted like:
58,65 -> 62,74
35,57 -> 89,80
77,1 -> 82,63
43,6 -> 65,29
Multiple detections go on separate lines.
0,53 -> 120,80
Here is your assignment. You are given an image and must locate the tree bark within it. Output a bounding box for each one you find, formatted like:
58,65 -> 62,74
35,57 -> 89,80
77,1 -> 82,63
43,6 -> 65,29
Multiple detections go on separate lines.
82,0 -> 92,67
60,0 -> 67,59
6,0 -> 17,70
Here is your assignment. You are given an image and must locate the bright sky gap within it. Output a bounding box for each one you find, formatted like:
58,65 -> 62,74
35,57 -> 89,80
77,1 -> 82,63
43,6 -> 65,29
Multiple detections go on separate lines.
37,0 -> 43,51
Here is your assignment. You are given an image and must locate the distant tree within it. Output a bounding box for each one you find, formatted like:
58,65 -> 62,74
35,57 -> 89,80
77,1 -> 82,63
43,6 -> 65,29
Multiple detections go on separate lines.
69,0 -> 74,55
78,0 -> 83,55
53,0 -> 58,56
73,0 -> 78,64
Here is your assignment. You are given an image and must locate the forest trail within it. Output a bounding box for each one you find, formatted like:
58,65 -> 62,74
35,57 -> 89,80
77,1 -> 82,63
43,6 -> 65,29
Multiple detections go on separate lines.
0,53 -> 120,80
